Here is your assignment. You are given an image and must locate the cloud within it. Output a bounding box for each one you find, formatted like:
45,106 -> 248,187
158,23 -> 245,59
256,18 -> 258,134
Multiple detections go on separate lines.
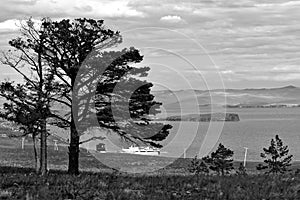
160,15 -> 184,23
220,70 -> 235,74
254,1 -> 300,8
0,18 -> 44,35
74,5 -> 93,12
1,0 -> 300,88
0,0 -> 144,22
272,65 -> 300,73
0,19 -> 20,32
243,73 -> 300,82
216,68 -> 300,83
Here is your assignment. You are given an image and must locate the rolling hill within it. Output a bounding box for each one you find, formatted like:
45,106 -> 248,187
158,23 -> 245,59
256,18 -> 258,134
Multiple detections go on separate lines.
153,85 -> 300,115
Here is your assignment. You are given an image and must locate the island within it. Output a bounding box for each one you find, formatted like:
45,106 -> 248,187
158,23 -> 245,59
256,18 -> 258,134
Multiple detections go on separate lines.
156,113 -> 240,122
224,103 -> 300,108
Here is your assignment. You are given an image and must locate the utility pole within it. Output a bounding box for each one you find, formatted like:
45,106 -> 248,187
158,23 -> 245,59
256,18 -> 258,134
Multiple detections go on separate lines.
243,147 -> 248,167
183,148 -> 187,159
21,137 -> 25,149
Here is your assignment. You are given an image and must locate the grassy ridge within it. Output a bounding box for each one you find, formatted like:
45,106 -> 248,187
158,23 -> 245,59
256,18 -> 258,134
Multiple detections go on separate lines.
2,137 -> 300,199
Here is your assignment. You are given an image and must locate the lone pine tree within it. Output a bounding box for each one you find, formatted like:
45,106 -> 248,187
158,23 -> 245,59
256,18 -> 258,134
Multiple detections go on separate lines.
257,135 -> 293,174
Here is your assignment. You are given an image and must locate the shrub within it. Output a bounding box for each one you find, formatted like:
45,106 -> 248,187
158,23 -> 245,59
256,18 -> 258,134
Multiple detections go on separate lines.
236,163 -> 247,176
188,156 -> 209,175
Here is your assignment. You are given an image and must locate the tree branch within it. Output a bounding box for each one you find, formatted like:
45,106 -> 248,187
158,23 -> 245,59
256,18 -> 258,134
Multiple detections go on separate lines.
79,136 -> 106,144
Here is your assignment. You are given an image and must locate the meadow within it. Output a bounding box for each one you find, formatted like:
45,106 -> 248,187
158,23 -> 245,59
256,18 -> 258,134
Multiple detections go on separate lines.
1,166 -> 300,200
1,137 -> 300,199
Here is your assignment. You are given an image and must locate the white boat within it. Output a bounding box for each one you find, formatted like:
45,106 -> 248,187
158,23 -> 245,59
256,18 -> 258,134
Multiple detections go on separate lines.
121,145 -> 160,156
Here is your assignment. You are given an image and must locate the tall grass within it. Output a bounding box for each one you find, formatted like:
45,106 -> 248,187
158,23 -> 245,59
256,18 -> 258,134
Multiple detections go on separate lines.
1,166 -> 300,199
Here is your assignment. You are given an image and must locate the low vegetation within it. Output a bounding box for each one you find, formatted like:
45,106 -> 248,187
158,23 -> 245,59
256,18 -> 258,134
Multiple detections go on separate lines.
189,135 -> 293,176
1,166 -> 300,199
0,132 -> 299,199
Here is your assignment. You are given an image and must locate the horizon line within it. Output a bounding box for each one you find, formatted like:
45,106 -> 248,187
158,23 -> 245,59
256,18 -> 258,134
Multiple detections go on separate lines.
152,85 -> 299,92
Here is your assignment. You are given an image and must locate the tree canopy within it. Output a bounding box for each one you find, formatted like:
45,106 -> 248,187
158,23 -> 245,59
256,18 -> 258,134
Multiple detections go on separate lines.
257,135 -> 293,174
1,17 -> 172,174
202,143 -> 234,175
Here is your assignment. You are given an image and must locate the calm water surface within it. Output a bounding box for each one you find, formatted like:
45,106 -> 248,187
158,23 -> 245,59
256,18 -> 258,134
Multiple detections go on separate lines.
160,107 -> 300,161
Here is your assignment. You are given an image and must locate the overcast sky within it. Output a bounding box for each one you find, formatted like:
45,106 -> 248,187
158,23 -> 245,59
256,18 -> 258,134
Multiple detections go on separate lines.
0,0 -> 300,90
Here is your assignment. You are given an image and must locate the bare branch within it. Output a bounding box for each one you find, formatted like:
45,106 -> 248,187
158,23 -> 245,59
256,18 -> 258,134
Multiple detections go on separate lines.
1,52 -> 37,88
79,136 -> 106,144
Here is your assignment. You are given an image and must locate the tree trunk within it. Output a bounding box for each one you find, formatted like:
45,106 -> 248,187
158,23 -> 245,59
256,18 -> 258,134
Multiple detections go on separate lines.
68,119 -> 80,175
32,135 -> 39,173
37,44 -> 47,175
68,78 -> 80,175
39,119 -> 47,175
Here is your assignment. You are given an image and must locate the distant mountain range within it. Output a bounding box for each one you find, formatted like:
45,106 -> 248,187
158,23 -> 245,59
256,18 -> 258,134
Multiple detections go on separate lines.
1,85 -> 299,116
153,85 -> 300,115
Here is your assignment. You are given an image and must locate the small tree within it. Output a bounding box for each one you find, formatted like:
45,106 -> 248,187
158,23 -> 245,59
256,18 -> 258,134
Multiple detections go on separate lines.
0,18 -> 59,175
188,156 -> 209,175
202,143 -> 234,175
0,84 -> 41,172
257,135 -> 293,174
236,163 -> 247,176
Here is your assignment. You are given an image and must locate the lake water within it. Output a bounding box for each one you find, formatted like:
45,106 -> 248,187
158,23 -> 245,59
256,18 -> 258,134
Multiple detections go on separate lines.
159,107 -> 300,161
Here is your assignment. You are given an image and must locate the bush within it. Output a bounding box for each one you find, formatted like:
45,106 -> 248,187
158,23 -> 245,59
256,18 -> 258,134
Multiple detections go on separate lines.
188,156 -> 209,175
236,163 -> 247,176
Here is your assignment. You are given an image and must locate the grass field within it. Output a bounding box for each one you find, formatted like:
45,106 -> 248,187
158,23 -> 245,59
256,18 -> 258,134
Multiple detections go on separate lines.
0,136 -> 269,174
1,165 -> 300,199
1,136 -> 300,199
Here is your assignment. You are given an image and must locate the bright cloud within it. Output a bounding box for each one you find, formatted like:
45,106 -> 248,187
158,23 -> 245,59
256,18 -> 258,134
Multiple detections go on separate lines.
160,15 -> 184,23
0,19 -> 21,32
272,65 -> 300,72
0,0 -> 144,21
